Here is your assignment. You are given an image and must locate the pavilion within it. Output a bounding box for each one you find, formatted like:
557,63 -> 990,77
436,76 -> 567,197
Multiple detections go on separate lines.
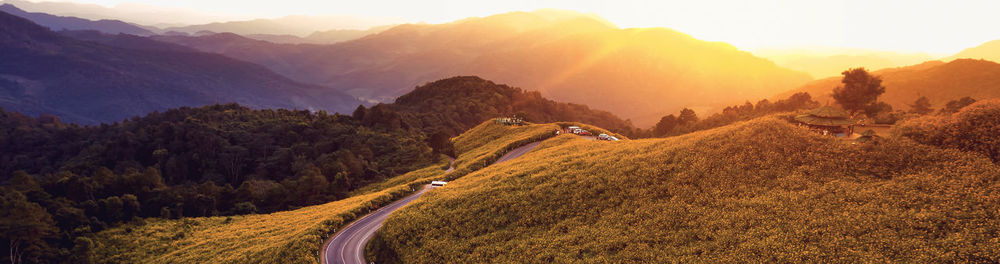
795,106 -> 856,137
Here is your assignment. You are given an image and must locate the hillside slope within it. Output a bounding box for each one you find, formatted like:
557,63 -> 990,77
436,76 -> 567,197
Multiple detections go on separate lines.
385,76 -> 636,136
375,116 -> 1000,262
0,10 -> 360,124
944,39 -> 1000,62
152,10 -> 812,126
778,59 -> 1000,109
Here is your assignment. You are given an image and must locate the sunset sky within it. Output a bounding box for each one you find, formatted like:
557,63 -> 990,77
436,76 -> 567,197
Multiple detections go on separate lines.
22,0 -> 1000,54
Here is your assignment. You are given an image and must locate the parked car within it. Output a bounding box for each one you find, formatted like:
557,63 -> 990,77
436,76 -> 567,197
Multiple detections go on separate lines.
578,130 -> 592,136
431,181 -> 448,186
598,133 -> 610,140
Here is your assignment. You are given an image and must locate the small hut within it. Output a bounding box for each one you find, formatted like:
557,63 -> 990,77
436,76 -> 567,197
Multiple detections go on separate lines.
795,106 -> 856,137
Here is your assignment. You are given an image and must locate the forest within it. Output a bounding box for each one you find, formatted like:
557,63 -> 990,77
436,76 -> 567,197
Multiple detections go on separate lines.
0,104 -> 439,263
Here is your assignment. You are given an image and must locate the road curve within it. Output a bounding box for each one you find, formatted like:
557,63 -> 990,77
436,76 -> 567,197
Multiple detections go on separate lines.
322,142 -> 542,264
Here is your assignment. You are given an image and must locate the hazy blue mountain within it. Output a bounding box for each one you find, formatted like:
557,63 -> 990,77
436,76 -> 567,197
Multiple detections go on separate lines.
0,10 -> 361,124
0,3 -> 154,35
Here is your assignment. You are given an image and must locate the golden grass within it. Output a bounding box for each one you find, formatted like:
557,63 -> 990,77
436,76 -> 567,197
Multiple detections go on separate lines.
446,122 -> 561,180
91,182 -> 420,263
376,116 -> 1000,263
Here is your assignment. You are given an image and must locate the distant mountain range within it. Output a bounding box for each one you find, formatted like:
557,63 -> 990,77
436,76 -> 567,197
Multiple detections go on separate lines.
152,10 -> 812,126
244,25 -> 395,44
779,59 -> 1000,109
161,15 -> 394,37
754,48 -> 934,79
944,39 -> 1000,62
0,3 -> 152,35
0,10 -> 360,124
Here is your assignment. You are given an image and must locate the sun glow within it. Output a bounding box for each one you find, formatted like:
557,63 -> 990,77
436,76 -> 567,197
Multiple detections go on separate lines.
22,0 -> 1000,54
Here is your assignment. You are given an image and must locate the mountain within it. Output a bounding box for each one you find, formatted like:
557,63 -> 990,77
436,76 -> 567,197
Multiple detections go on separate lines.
372,116 -> 1000,262
163,15 -> 395,36
244,25 -> 393,44
944,39 -> 1000,62
58,29 -> 196,52
152,10 -> 813,127
778,59 -> 1000,109
754,48 -> 934,79
0,0 -> 227,26
382,76 -> 637,136
0,3 -> 153,35
0,10 -> 361,124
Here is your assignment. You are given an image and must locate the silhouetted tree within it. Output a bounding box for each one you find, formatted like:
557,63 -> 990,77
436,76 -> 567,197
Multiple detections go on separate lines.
832,68 -> 885,115
653,115 -> 678,136
939,96 -> 977,115
909,96 -> 934,115
426,131 -> 456,158
678,108 -> 699,124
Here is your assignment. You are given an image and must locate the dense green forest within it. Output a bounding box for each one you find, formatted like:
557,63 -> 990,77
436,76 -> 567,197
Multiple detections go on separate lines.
377,76 -> 638,137
0,104 -> 438,263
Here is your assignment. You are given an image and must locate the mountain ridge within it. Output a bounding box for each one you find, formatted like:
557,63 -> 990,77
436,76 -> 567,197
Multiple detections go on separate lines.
0,10 -> 361,124
0,3 -> 152,35
151,10 -> 813,127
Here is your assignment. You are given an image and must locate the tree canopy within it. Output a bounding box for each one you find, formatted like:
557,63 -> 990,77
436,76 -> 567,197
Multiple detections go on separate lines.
832,68 -> 886,115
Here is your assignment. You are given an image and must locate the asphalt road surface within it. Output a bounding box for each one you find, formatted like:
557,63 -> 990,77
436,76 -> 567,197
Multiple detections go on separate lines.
322,141 -> 543,264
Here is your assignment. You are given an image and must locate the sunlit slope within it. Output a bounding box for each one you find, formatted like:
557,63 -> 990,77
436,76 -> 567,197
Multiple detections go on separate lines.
945,39 -> 1000,63
91,185 -> 415,264
376,117 -> 1000,262
89,120 -> 560,264
780,59 -> 1000,109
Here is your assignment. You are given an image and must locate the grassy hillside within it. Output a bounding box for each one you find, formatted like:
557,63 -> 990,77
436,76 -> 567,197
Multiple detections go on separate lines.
374,116 -> 1000,262
894,99 -> 1000,162
91,185 -> 415,264
89,119 -> 560,263
779,59 -> 1000,110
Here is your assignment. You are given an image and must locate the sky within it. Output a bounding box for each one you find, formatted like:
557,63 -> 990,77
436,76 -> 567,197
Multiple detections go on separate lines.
22,0 -> 1000,55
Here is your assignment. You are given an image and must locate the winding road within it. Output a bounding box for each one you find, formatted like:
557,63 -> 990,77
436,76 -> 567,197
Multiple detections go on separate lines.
322,142 -> 543,264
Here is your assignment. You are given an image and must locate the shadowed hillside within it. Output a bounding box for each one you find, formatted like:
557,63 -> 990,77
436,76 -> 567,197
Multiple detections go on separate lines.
778,59 -> 1000,109
373,116 -> 1000,262
382,76 -> 636,136
152,10 -> 812,126
0,10 -> 360,124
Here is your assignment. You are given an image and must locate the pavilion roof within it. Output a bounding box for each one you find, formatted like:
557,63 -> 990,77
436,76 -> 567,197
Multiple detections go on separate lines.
795,114 -> 856,126
806,106 -> 850,118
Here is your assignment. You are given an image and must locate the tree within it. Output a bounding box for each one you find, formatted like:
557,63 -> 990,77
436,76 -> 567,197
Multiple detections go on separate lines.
832,68 -> 886,115
351,105 -> 367,120
939,96 -> 976,114
678,108 -> 699,124
0,190 -> 56,264
653,115 -> 678,136
426,131 -> 456,158
864,102 -> 894,118
909,96 -> 934,115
